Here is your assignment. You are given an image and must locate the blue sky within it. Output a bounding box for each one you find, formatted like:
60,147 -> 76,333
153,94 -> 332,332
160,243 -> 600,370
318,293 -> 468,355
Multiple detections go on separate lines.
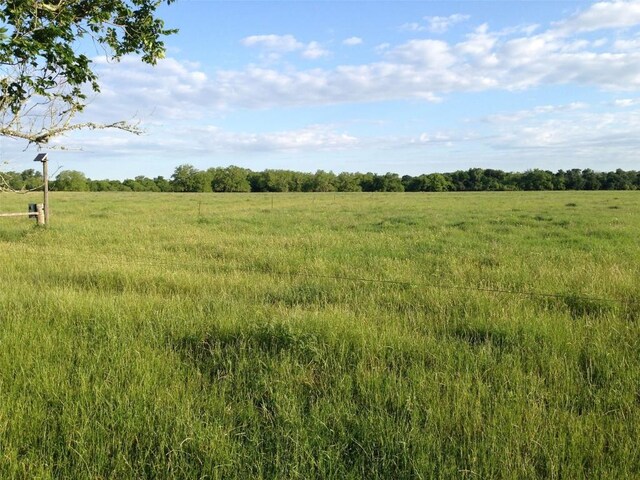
2,0 -> 640,179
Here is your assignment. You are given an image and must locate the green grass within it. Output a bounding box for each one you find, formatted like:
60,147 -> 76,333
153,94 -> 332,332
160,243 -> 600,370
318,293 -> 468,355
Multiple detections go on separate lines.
1,191 -> 639,479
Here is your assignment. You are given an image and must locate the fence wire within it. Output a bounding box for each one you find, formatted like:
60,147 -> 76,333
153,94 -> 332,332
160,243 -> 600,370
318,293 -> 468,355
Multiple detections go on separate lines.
1,246 -> 634,306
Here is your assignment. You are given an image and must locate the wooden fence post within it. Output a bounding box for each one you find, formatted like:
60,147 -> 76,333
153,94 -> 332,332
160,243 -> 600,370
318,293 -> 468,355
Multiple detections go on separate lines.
43,158 -> 49,225
36,203 -> 45,226
34,153 -> 49,226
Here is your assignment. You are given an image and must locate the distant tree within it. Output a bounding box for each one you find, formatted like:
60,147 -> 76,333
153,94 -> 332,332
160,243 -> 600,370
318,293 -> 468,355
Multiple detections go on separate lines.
262,170 -> 294,192
196,171 -> 214,192
373,173 -> 404,192
153,176 -> 173,192
423,173 -> 451,192
123,179 -> 142,191
401,175 -> 418,191
110,180 -> 129,191
0,168 -> 44,191
18,169 -> 41,190
307,170 -> 337,192
134,176 -> 161,192
335,172 -> 362,192
357,172 -> 377,192
0,170 -> 22,191
248,171 -> 267,192
564,169 -> 586,190
288,171 -> 310,192
55,170 -> 89,191
602,169 -> 632,190
15,165 -> 640,194
122,176 -> 159,192
210,166 -> 251,192
90,180 -> 115,192
520,169 -> 555,190
171,164 -> 210,192
480,169 -> 508,191
582,169 -> 602,190
466,168 -> 486,191
403,173 -> 451,192
552,171 -> 566,190
171,164 -> 197,192
449,170 -> 469,191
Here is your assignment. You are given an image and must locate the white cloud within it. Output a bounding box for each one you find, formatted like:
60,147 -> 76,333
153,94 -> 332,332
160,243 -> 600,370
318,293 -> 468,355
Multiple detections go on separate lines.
302,41 -> 330,59
401,14 -> 470,33
50,122 -> 361,155
485,102 -> 589,123
198,124 -> 358,152
504,24 -> 540,36
57,3 -> 640,131
416,132 -> 452,144
613,97 -> 640,106
215,5 -> 640,109
88,103 -> 640,166
18,92 -> 640,175
553,0 -> 640,35
241,34 -> 329,60
389,40 -> 456,68
592,37 -> 609,48
498,118 -> 640,155
456,24 -> 499,67
88,56 -> 212,121
613,35 -> 640,50
400,22 -> 422,33
84,30 -> 640,118
241,34 -> 303,52
210,62 -> 455,109
425,14 -> 471,33
480,102 -> 640,162
56,123 -> 475,160
343,37 -> 363,46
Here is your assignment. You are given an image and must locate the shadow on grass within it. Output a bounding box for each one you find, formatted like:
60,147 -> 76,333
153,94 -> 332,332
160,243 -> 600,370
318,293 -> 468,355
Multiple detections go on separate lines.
450,324 -> 511,350
538,294 -> 618,320
170,321 -> 433,478
0,224 -> 42,242
45,270 -> 198,297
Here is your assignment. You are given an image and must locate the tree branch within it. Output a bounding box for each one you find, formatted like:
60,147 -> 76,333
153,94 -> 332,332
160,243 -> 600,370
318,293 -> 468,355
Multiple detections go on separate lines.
0,120 -> 143,144
1,0 -> 175,147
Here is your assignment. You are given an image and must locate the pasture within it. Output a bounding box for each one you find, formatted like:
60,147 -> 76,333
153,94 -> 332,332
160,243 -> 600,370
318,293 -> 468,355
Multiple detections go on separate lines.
0,191 -> 638,479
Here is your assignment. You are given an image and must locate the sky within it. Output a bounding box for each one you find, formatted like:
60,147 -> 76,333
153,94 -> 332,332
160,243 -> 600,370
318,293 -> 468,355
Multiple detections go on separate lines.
2,0 -> 640,180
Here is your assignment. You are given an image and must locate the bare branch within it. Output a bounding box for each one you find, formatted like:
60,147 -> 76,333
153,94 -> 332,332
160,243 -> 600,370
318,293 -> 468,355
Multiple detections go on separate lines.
0,120 -> 143,144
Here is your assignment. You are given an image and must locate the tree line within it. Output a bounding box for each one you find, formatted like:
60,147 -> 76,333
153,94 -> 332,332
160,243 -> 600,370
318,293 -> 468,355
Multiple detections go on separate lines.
2,165 -> 640,193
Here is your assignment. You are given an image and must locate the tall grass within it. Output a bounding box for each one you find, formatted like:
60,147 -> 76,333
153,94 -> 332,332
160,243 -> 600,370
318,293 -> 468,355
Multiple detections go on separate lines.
0,191 -> 638,478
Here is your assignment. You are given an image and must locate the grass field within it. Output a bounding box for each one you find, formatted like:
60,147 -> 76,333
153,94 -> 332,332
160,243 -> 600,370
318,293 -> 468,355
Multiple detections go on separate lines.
0,191 -> 639,479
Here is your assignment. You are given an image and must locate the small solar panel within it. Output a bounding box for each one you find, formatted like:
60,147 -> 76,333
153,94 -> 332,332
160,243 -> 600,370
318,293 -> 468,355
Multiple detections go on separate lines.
33,153 -> 48,162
